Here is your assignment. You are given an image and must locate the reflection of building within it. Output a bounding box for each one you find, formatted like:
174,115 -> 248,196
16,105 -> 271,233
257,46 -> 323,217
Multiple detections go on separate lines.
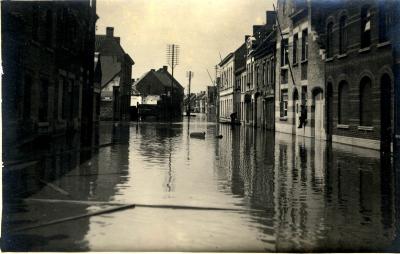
323,0 -> 398,151
273,132 -> 396,251
96,27 -> 134,121
2,1 -> 97,160
275,0 -> 326,139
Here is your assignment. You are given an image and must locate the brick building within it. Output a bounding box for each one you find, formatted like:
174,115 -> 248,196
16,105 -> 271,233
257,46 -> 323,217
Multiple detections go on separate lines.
275,0 -> 326,139
2,0 -> 98,160
323,0 -> 398,151
244,11 -> 276,127
252,29 -> 276,130
95,27 -> 134,121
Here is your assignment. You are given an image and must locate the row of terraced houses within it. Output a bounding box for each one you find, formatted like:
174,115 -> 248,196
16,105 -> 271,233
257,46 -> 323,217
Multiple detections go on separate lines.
217,0 -> 400,152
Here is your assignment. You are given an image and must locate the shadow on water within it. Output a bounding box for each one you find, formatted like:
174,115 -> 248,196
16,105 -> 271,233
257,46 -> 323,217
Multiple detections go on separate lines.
2,122 -> 131,251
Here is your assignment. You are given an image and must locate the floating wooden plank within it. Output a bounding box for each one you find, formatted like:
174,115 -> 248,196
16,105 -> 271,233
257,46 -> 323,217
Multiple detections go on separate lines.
24,198 -> 265,212
9,204 -> 136,233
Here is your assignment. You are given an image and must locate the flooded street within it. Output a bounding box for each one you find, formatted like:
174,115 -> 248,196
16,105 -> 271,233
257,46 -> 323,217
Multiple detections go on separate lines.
3,114 -> 399,252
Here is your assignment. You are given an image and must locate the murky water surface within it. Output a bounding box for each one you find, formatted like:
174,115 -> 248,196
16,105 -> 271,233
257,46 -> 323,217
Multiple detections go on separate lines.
3,115 -> 399,251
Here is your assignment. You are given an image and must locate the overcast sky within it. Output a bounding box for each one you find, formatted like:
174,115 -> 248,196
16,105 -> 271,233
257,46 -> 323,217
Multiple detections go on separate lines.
97,0 -> 274,93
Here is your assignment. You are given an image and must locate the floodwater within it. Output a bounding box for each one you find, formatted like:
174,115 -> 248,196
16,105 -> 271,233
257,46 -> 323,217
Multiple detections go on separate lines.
2,114 -> 400,251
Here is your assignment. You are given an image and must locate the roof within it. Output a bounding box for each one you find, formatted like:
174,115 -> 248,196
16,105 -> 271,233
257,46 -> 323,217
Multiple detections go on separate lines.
133,67 -> 184,93
253,30 -> 276,60
218,52 -> 234,67
154,68 -> 184,91
95,35 -> 134,64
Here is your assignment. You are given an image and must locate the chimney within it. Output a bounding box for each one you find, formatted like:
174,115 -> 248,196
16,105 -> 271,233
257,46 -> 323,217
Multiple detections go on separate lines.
162,66 -> 168,72
106,27 -> 114,37
266,11 -> 277,25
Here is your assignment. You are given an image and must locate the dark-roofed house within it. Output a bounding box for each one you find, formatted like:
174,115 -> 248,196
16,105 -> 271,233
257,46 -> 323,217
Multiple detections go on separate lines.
95,27 -> 134,121
133,66 -> 184,118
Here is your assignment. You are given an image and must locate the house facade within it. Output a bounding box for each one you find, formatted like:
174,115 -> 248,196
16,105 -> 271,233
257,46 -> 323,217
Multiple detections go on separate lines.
323,0 -> 398,151
95,27 -> 134,121
133,66 -> 184,118
2,0 -> 98,160
244,12 -> 276,127
275,0 -> 326,139
218,53 -> 236,123
252,29 -> 276,130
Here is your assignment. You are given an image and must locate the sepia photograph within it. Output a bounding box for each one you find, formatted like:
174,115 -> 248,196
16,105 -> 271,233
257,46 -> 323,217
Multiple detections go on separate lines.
1,0 -> 400,252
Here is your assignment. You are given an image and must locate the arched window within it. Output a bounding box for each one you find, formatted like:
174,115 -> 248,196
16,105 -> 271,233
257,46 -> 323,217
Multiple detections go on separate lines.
360,77 -> 372,126
361,6 -> 371,48
338,81 -> 349,124
326,22 -> 334,58
339,16 -> 347,54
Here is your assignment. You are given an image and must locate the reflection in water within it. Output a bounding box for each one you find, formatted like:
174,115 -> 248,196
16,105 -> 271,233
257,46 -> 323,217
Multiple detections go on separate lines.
2,116 -> 399,251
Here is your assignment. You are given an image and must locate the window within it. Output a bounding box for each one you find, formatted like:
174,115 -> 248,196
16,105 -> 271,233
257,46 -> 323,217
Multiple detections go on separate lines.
23,76 -> 32,120
280,89 -> 288,117
270,57 -> 274,84
45,10 -> 53,46
360,77 -> 372,126
301,29 -> 308,61
379,2 -> 393,42
32,5 -> 39,40
62,78 -> 69,119
361,6 -> 371,48
281,38 -> 289,66
326,22 -> 334,58
339,16 -> 347,54
338,81 -> 349,124
293,34 -> 298,64
38,79 -> 49,122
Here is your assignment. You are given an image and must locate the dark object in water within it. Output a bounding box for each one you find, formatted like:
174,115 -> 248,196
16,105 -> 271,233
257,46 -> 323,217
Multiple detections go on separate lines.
215,135 -> 223,139
190,132 -> 206,138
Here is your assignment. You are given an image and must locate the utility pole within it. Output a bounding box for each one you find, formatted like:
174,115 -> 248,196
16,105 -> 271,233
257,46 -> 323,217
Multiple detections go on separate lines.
166,44 -> 180,117
186,71 -> 193,116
